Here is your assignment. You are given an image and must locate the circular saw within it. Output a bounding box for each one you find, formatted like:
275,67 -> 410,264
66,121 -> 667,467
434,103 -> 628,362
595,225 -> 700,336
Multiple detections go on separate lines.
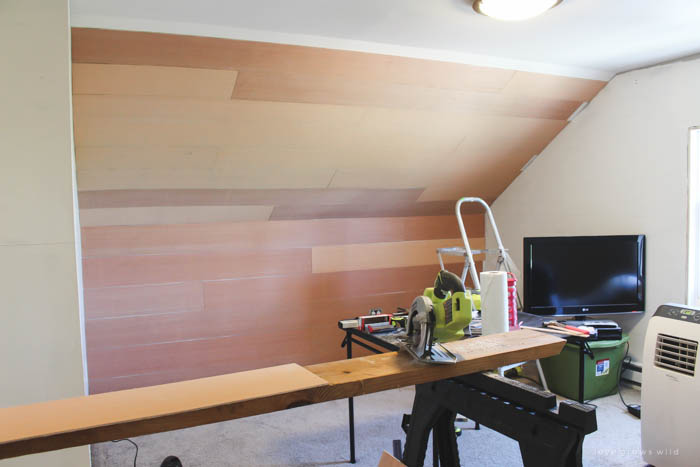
402,295 -> 458,365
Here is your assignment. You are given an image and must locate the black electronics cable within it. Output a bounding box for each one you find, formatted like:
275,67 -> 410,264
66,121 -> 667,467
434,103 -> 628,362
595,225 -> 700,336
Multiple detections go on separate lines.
617,341 -> 634,409
111,439 -> 138,467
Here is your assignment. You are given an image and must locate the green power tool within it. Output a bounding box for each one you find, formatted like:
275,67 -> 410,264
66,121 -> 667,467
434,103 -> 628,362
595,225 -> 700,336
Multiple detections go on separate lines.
424,270 -> 473,342
401,270 -> 473,364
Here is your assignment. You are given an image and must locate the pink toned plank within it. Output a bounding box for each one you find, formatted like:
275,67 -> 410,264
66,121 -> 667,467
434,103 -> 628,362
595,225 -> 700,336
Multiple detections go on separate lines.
83,282 -> 203,319
80,215 -> 482,257
82,248 -> 311,288
86,326 -> 312,381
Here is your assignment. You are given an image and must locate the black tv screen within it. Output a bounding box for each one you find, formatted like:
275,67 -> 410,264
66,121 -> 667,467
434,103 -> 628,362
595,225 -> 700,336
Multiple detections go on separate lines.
523,235 -> 645,316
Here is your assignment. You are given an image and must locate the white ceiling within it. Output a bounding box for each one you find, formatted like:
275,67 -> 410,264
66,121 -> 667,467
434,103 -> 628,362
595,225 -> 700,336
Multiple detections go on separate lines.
70,0 -> 700,81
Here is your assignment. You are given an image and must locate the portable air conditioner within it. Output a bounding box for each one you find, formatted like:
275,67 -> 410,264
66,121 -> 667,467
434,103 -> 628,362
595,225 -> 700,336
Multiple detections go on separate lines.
641,304 -> 699,466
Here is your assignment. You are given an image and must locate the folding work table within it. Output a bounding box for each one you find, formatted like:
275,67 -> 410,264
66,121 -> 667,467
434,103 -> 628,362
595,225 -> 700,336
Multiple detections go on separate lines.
339,324 -> 597,466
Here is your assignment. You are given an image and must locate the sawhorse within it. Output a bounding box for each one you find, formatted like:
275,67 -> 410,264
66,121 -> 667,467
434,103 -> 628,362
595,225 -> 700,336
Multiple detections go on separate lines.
401,373 -> 597,467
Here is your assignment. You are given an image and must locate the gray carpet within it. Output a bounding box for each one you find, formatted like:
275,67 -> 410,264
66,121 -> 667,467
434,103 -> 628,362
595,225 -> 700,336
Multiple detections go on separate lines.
92,381 -> 643,467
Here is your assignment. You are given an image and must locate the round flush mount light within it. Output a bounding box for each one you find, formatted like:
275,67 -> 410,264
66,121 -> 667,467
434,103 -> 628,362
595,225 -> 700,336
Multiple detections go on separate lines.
473,0 -> 563,21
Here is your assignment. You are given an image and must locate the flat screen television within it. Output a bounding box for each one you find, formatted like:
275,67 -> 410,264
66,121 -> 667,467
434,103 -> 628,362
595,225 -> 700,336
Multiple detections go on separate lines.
523,235 -> 645,316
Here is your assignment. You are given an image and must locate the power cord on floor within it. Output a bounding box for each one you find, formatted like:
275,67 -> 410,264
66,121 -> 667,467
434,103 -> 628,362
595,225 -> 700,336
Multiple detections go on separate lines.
617,342 -> 641,418
111,439 -> 138,467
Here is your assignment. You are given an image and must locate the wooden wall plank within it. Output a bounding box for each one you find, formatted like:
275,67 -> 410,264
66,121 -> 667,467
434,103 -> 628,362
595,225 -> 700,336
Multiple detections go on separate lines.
83,281 -> 203,320
311,238 -> 485,273
202,263 -> 469,311
503,71 -> 607,101
82,248 -> 311,288
76,168 -> 337,191
71,29 -> 516,93
75,145 -> 220,171
80,215 -> 482,257
72,64 -> 238,99
269,201 -> 459,220
79,205 -> 273,226
86,327 -> 313,380
77,188 -> 423,208
232,70 -> 581,120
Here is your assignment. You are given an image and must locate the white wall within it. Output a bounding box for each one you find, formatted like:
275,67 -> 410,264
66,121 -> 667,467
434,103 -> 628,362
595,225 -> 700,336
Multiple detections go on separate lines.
487,57 -> 699,368
0,0 -> 89,465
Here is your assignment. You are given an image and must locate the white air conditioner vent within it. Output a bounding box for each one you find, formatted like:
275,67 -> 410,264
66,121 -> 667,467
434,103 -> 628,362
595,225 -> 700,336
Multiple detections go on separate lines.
654,333 -> 697,376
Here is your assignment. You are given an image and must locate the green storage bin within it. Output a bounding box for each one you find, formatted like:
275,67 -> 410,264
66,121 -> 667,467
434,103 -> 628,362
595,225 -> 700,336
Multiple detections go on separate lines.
540,334 -> 629,401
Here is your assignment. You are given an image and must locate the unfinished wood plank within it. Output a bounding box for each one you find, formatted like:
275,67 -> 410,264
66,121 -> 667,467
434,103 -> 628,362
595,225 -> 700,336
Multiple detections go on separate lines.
79,215 -> 477,257
502,71 -> 607,101
79,205 -> 273,226
0,364 -> 327,459
72,64 -> 238,99
306,329 -> 564,400
0,330 -> 563,459
83,282 -> 203,320
76,167 -> 337,191
269,201 -> 459,220
233,69 -> 581,120
86,326 -> 313,381
82,248 -> 311,288
203,263 -> 468,312
311,238 -> 485,273
77,188 -> 423,208
71,28 -> 515,93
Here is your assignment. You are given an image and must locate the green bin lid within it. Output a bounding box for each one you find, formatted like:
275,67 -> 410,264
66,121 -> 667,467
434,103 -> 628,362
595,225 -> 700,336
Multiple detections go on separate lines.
565,334 -> 628,350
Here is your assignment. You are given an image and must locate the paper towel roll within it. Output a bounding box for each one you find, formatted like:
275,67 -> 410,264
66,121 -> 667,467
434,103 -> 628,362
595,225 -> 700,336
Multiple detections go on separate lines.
481,271 -> 509,336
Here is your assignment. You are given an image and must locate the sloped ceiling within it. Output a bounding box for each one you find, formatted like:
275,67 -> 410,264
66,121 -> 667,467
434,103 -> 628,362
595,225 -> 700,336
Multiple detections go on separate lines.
72,28 -> 606,225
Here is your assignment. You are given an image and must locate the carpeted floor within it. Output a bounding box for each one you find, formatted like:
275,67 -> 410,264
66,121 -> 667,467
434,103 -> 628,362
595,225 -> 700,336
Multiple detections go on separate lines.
92,381 -> 643,466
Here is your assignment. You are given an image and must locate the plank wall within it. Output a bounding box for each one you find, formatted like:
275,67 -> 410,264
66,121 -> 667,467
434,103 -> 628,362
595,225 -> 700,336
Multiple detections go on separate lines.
71,29 -> 605,393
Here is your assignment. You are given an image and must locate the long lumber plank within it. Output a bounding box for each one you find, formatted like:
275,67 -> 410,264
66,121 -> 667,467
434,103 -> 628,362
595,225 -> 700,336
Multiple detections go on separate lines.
0,330 -> 563,460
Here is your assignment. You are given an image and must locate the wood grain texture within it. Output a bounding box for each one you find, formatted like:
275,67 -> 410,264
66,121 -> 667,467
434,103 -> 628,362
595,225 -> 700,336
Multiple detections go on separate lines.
67,27 -> 596,399
78,188 -> 423,208
71,29 -> 516,93
71,92 -> 568,200
80,215 -> 481,257
82,248 -> 311,288
83,281 -> 204,320
79,205 -> 273,226
0,330 -> 564,460
86,326 -> 314,381
0,364 -> 327,459
311,238 -> 484,273
232,69 -> 581,120
72,64 -> 238,99
502,71 -> 607,101
269,201 -> 460,220
306,329 -> 564,400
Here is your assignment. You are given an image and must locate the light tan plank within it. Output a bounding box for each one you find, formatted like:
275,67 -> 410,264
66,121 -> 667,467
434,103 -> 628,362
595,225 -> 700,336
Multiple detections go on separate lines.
74,146 -> 220,170
233,69 -> 580,120
311,237 -> 485,273
268,201 -> 459,220
76,167 -> 336,191
72,64 -> 238,99
502,71 -> 607,101
79,205 -> 273,226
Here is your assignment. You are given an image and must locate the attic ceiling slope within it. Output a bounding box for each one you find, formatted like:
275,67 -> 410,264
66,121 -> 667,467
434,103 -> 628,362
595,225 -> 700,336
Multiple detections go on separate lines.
71,28 -> 604,224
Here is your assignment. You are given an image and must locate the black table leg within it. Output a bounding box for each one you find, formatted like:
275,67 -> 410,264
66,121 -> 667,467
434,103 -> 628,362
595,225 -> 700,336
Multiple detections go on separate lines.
346,332 -> 356,464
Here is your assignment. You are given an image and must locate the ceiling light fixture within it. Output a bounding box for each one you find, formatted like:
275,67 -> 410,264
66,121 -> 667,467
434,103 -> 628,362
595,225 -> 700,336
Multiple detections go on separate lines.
473,0 -> 562,21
